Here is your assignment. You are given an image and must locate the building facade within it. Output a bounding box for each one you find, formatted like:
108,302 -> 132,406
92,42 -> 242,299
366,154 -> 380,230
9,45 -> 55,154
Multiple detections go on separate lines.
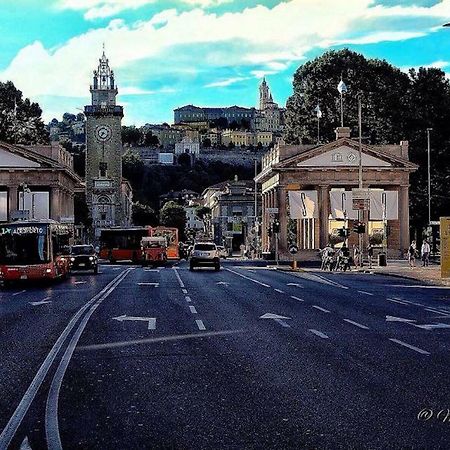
0,141 -> 83,223
221,130 -> 273,147
254,78 -> 285,133
175,137 -> 200,155
84,50 -> 132,235
255,127 -> 418,260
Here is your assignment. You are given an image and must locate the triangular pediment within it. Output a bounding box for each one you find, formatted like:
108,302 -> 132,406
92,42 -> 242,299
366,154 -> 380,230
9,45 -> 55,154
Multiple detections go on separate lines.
296,145 -> 391,168
276,138 -> 417,170
0,147 -> 41,168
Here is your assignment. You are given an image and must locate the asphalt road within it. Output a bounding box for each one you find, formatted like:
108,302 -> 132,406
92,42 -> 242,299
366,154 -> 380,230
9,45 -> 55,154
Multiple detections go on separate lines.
1,261 -> 449,449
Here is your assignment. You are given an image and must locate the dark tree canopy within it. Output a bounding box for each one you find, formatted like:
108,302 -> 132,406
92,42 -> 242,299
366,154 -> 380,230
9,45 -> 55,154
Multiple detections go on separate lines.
159,201 -> 187,240
0,81 -> 49,145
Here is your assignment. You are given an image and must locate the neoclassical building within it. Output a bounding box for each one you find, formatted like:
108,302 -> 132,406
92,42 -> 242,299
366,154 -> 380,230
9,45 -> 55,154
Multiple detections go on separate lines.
255,127 -> 418,259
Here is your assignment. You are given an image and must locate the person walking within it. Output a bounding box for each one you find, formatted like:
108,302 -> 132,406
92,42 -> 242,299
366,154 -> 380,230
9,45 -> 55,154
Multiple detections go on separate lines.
421,239 -> 431,267
353,245 -> 361,268
408,240 -> 417,268
367,243 -> 374,269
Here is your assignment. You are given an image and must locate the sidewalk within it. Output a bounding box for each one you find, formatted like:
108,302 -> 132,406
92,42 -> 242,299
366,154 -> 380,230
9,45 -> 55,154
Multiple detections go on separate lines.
357,259 -> 450,287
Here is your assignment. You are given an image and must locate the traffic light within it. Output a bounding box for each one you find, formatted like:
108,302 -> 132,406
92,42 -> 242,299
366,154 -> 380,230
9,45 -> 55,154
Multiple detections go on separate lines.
267,227 -> 273,238
338,228 -> 348,238
352,222 -> 366,234
272,220 -> 280,234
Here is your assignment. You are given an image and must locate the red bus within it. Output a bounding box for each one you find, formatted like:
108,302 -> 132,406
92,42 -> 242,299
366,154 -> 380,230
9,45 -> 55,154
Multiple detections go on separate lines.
0,220 -> 72,286
99,227 -> 151,263
150,227 -> 179,260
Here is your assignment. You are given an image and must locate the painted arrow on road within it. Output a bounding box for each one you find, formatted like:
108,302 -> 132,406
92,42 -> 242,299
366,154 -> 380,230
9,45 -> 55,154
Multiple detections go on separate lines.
260,313 -> 291,328
112,315 -> 156,330
386,315 -> 416,323
29,298 -> 51,306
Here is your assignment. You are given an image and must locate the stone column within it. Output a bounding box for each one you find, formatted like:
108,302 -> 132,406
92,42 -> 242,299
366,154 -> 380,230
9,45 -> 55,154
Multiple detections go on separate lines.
318,185 -> 330,249
262,193 -> 267,250
278,187 -> 287,254
51,187 -> 61,221
399,185 -> 410,254
8,186 -> 18,219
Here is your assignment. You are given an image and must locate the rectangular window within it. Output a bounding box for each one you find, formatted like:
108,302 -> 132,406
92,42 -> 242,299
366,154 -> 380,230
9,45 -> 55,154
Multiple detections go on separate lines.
19,191 -> 50,220
99,162 -> 108,177
0,191 -> 7,222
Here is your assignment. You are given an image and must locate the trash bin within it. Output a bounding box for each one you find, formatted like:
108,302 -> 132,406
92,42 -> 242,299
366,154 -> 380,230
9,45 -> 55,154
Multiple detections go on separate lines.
378,253 -> 387,267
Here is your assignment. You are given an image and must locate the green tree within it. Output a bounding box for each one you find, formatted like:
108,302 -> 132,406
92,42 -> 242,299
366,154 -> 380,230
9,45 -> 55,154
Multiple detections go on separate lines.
160,201 -> 187,240
143,130 -> 159,147
0,81 -> 49,144
202,137 -> 212,148
121,126 -> 142,147
132,202 -> 158,226
284,49 -> 410,145
195,206 -> 211,233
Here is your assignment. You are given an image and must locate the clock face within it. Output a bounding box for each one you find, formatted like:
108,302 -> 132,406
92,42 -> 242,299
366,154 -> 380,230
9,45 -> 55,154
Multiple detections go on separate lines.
95,125 -> 112,142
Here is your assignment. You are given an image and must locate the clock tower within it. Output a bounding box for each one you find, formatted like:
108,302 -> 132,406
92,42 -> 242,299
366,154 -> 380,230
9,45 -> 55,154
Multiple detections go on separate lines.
85,49 -> 130,235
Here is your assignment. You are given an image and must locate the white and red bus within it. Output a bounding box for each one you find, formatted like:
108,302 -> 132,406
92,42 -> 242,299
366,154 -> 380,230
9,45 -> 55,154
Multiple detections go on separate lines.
0,220 -> 72,286
150,227 -> 179,260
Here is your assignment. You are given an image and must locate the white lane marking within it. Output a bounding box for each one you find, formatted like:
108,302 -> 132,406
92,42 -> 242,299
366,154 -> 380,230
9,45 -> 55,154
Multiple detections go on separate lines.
144,269 -> 160,272
386,315 -> 416,323
388,285 -> 450,289
425,308 -> 450,317
112,315 -> 156,330
185,296 -> 192,303
45,269 -> 131,450
357,290 -> 374,296
291,295 -> 304,302
396,298 -> 424,307
12,290 -> 26,296
387,298 -> 408,305
287,283 -> 303,288
343,319 -> 370,330
173,267 -> 185,288
0,270 -> 130,449
182,289 -> 188,294
260,313 -> 291,328
189,305 -> 198,314
413,323 -> 450,331
20,436 -> 32,450
196,319 -> 206,331
312,305 -> 330,313
314,274 -> 349,290
389,338 -> 430,355
216,282 -> 230,286
73,281 -> 87,285
112,267 -> 121,271
274,288 -> 285,294
226,268 -> 270,288
137,282 -> 159,287
309,329 -> 329,339
29,297 -> 52,306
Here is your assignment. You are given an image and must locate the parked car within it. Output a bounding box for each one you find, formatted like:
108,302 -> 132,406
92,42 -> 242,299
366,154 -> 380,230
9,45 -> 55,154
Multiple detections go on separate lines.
69,245 -> 98,274
189,242 -> 220,271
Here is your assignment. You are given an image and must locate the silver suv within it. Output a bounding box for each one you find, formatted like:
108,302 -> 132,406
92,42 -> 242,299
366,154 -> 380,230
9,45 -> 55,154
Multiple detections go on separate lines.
189,242 -> 220,271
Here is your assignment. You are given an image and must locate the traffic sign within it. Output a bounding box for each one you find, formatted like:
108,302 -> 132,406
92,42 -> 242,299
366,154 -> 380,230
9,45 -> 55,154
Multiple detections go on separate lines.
352,198 -> 370,210
352,188 -> 370,200
289,244 -> 298,255
266,208 -> 279,214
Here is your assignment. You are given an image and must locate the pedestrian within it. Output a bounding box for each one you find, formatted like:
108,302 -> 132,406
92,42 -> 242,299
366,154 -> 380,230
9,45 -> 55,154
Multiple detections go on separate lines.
353,245 -> 361,267
421,239 -> 431,267
367,243 -> 374,269
408,240 -> 417,268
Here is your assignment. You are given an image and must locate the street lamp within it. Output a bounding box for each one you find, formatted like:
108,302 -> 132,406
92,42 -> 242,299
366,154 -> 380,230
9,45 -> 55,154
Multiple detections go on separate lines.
426,128 -> 432,226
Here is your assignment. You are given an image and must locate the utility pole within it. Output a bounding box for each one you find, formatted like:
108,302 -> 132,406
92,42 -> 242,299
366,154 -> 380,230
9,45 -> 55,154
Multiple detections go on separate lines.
254,159 -> 259,258
426,128 -> 432,226
358,95 -> 364,267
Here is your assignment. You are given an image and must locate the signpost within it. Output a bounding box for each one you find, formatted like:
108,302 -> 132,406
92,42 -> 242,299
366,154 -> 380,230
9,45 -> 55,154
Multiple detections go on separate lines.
289,244 -> 298,270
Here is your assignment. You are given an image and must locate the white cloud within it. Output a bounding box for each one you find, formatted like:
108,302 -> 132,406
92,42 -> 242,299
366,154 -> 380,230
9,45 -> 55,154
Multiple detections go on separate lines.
205,76 -> 249,88
4,0 -> 450,121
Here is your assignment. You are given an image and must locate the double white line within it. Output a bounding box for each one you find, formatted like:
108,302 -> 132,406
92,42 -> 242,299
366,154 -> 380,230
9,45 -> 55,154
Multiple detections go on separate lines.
0,269 -> 131,450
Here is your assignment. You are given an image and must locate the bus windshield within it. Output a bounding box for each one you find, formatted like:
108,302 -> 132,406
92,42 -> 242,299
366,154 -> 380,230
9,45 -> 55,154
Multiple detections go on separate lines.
0,224 -> 49,265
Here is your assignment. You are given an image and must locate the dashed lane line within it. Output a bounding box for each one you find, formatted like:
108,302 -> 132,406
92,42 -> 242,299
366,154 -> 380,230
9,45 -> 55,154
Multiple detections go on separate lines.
290,296 -> 304,302
387,298 -> 408,305
196,319 -> 206,331
185,296 -> 192,303
182,289 -> 188,294
173,267 -> 185,288
312,305 -> 330,313
274,288 -> 285,294
12,290 -> 26,296
357,290 -> 374,296
389,338 -> 430,356
189,305 -> 198,314
343,319 -> 370,330
309,329 -> 329,339
226,268 -> 271,288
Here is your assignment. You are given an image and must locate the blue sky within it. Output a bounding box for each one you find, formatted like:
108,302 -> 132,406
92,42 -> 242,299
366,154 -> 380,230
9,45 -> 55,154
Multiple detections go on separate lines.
1,0 -> 450,125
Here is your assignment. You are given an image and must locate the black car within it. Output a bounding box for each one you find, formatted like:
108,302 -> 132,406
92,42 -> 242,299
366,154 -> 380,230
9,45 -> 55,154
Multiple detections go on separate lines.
69,245 -> 98,274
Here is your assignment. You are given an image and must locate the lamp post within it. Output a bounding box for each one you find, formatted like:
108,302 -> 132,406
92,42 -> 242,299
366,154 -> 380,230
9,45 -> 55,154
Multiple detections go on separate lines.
357,94 -> 364,267
337,78 -> 348,127
426,128 -> 432,226
314,104 -> 322,144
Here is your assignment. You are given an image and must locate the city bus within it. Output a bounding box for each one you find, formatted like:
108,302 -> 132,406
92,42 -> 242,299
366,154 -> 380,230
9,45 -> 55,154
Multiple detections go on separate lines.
150,227 -> 179,260
0,220 -> 72,286
99,227 -> 151,263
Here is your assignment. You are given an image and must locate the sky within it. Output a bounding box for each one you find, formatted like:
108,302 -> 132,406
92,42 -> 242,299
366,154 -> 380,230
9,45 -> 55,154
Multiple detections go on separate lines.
1,0 -> 450,125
